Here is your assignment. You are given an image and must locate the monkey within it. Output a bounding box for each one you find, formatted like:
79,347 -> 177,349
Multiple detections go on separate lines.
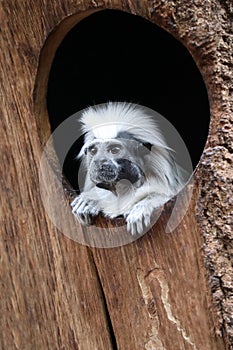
71,102 -> 185,235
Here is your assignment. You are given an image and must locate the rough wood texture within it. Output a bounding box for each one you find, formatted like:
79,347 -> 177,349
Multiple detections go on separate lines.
0,0 -> 232,349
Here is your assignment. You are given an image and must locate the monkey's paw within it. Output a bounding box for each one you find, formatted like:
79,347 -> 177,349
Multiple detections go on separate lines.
125,200 -> 154,235
71,195 -> 99,226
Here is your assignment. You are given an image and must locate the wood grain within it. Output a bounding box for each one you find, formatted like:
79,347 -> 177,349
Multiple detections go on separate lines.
89,188 -> 224,349
1,0 -> 232,349
0,2 -> 113,349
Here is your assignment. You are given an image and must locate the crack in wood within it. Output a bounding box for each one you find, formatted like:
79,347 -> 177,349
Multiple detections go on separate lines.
137,267 -> 198,350
88,249 -> 117,349
137,268 -> 166,350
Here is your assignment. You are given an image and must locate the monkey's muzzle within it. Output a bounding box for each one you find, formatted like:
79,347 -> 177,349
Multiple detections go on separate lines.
90,159 -> 145,194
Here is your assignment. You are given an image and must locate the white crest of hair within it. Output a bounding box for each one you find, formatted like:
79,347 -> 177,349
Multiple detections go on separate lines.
80,102 -> 169,149
78,102 -> 184,193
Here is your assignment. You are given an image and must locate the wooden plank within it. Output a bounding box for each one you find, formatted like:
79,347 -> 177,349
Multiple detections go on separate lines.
0,1 -> 113,349
90,189 -> 226,349
0,0 -> 231,349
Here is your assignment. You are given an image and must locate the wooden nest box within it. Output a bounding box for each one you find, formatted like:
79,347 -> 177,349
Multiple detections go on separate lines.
1,1 -> 232,349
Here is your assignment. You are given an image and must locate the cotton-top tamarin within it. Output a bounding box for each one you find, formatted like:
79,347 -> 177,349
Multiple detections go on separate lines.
71,102 -> 184,235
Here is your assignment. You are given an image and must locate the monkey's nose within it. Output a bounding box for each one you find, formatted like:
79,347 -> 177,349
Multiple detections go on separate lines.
98,161 -> 118,182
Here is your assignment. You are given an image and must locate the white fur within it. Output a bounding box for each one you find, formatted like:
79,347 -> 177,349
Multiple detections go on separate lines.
79,102 -> 171,157
72,102 -> 185,235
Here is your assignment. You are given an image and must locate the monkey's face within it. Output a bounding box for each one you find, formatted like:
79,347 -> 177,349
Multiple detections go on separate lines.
84,139 -> 146,193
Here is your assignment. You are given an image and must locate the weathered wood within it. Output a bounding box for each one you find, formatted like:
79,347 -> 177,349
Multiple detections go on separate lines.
0,0 -> 232,349
91,190 -> 225,349
0,2 -> 113,350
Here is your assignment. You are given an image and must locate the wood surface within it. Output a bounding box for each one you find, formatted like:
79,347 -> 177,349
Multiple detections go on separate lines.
0,0 -> 232,349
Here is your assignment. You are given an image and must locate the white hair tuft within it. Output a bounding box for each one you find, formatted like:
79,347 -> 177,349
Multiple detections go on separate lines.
80,102 -> 169,149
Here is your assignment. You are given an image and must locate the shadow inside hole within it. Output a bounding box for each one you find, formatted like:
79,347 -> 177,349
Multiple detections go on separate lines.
47,9 -> 210,192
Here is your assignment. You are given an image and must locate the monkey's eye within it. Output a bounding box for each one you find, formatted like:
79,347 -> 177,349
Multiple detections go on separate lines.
108,145 -> 122,154
88,146 -> 98,156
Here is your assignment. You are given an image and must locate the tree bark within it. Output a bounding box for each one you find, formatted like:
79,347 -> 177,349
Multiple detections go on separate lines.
0,0 -> 232,349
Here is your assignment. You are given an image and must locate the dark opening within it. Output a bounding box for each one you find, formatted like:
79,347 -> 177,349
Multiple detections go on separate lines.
47,9 -> 210,191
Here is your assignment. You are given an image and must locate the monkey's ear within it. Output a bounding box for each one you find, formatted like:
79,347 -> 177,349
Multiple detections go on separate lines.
141,142 -> 152,151
117,131 -> 152,152
137,142 -> 152,157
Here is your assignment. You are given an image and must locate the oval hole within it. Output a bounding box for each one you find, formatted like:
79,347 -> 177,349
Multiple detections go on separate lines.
47,9 -> 209,191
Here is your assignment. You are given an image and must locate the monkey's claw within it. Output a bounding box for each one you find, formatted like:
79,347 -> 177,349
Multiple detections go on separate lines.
71,195 -> 99,226
125,200 -> 153,235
